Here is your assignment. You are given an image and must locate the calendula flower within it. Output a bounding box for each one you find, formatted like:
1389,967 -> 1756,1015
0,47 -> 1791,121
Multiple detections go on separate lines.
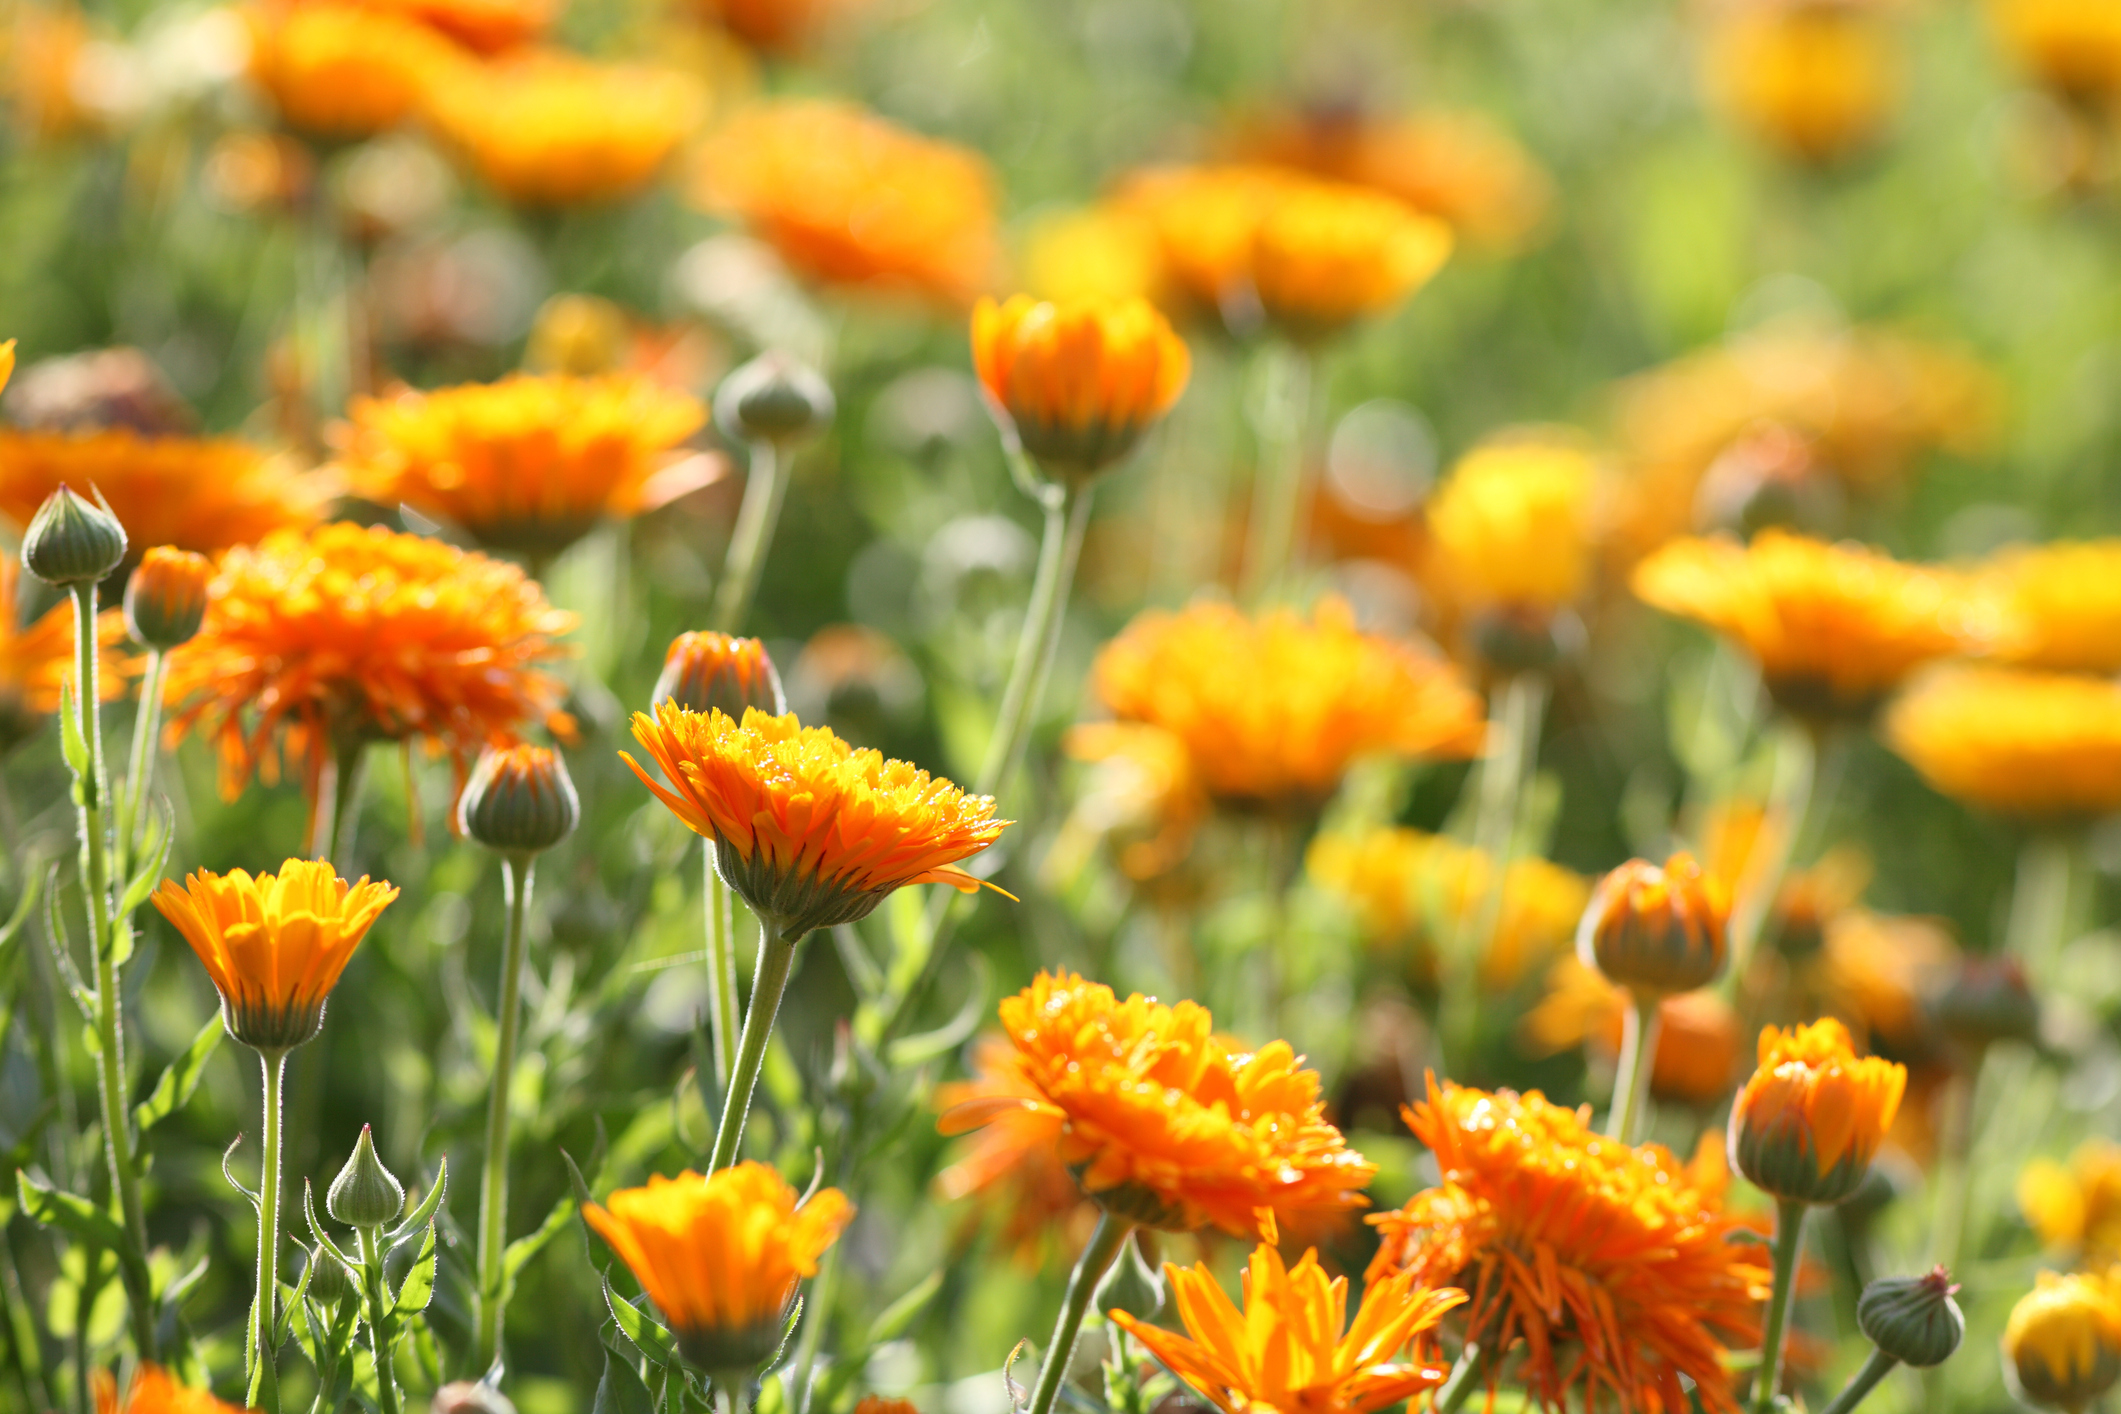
970,294 -> 1191,483
0,427 -> 332,558
622,704 -> 1009,937
1426,433 -> 1601,613
692,0 -> 866,52
1368,1079 -> 1769,1412
1520,959 -> 1744,1106
1704,0 -> 1900,164
1091,597 -> 1484,810
150,860 -> 399,1055
369,0 -> 550,52
654,631 -> 784,717
0,556 -> 133,754
1249,180 -> 1452,340
1990,0 -> 2121,103
1730,1017 -> 1905,1206
1108,1245 -> 1466,1414
163,523 -> 574,803
1055,722 -> 1208,882
1114,164 -> 1297,318
692,100 -> 999,307
424,52 -> 706,206
245,1 -> 467,139
95,1364 -> 250,1414
336,373 -> 708,558
934,1035 -> 1096,1264
2003,1269 -> 2121,1413
582,1163 -> 852,1377
1884,666 -> 2121,821
1579,853 -> 1731,999
1632,529 -> 1983,720
2022,1142 -> 2121,1271
940,971 -> 1375,1237
1979,539 -> 2121,674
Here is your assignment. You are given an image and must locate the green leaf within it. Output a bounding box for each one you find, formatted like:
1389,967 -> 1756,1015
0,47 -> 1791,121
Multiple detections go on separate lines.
393,1223 -> 437,1315
42,865 -> 94,1021
16,1169 -> 126,1250
300,1181 -> 356,1275
603,1278 -> 677,1369
501,1191 -> 574,1293
0,867 -> 43,953
887,953 -> 988,1068
135,1015 -> 224,1133
866,1269 -> 943,1347
57,679 -> 88,778
592,1344 -> 656,1414
116,800 -> 175,919
386,1158 -> 448,1249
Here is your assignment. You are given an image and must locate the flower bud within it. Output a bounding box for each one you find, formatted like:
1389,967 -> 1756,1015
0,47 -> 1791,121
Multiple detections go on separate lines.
1467,604 -> 1581,676
1094,1233 -> 1166,1322
21,483 -> 127,586
1933,955 -> 2040,1054
123,546 -> 212,650
1858,1267 -> 1964,1368
327,1124 -> 406,1229
525,293 -> 627,377
653,631 -> 785,718
458,744 -> 580,857
304,1245 -> 355,1309
1577,853 -> 1730,999
1730,1017 -> 1905,1206
431,1382 -> 519,1414
2004,1270 -> 2121,1413
714,351 -> 834,448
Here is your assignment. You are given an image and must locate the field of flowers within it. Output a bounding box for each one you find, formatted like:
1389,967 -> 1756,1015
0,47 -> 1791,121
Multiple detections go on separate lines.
7,0 -> 2121,1412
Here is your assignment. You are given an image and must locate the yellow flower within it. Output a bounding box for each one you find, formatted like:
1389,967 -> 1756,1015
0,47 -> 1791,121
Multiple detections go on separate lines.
1705,0 -> 1899,164
0,556 -> 134,754
970,294 -> 1191,483
1108,1245 -> 1466,1414
1249,180 -> 1452,340
150,860 -> 399,1055
1884,666 -> 2121,822
1019,205 -> 1168,307
2021,1142 -> 2121,1270
1990,0 -> 2121,102
1980,539 -> 2121,674
1114,164 -> 1296,318
582,1163 -> 852,1376
336,373 -> 708,558
1729,1017 -> 1906,1205
2003,1269 -> 2121,1413
1579,852 -> 1731,999
1426,433 -> 1600,613
96,1364 -> 250,1414
245,1 -> 466,140
621,704 -> 1009,937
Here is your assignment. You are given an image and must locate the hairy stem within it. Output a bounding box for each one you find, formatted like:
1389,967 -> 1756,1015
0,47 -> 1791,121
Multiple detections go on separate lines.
1818,1348 -> 1900,1414
1024,1212 -> 1131,1414
703,856 -> 739,1090
358,1224 -> 402,1414
1753,1198 -> 1809,1414
708,924 -> 800,1172
1434,1343 -> 1495,1414
976,480 -> 1093,797
475,856 -> 535,1372
711,438 -> 787,636
249,1051 -> 287,1411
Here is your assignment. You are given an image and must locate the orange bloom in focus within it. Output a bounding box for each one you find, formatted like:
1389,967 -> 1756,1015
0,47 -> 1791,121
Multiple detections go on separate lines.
1250,181 -> 1452,339
934,1035 -> 1095,1263
96,1363 -> 250,1414
693,100 -> 999,307
1704,0 -> 1899,164
337,374 -> 708,557
1885,666 -> 2121,822
151,859 -> 399,1054
971,294 -> 1191,481
1980,539 -> 2121,675
1092,597 -> 1484,809
941,971 -> 1375,1238
0,557 -> 133,753
245,2 -> 466,139
1730,1017 -> 1905,1206
1368,1079 -> 1769,1413
163,523 -> 574,803
1109,1245 -> 1466,1414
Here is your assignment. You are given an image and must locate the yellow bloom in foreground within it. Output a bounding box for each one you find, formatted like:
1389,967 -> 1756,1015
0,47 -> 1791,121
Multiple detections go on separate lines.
338,373 -> 707,557
1885,666 -> 2121,822
1729,1017 -> 1905,1205
1632,529 -> 1982,720
622,704 -> 1009,936
583,1163 -> 852,1376
1990,0 -> 2121,102
2004,1269 -> 2121,1413
1092,597 -> 1484,809
1705,0 -> 1899,164
2022,1142 -> 2121,1271
96,1364 -> 250,1414
1108,1245 -> 1466,1414
971,294 -> 1191,482
1250,180 -> 1452,339
1427,433 -> 1600,613
940,971 -> 1375,1237
1981,539 -> 2121,674
245,2 -> 465,139
151,860 -> 399,1054
0,557 -> 133,753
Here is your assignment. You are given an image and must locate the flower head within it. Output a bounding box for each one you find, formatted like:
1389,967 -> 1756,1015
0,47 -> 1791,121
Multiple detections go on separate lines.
1056,722 -> 1208,882
1114,164 -> 1295,318
2020,1142 -> 2121,1271
1729,1017 -> 1905,1205
1091,597 -> 1484,810
1578,852 -> 1731,999
458,743 -> 579,856
0,556 -> 135,754
933,1035 -> 1095,1264
1427,433 -> 1600,615
582,1163 -> 852,1377
940,971 -> 1375,1237
245,1 -> 466,139
1884,666 -> 2121,822
150,860 -> 399,1054
1990,0 -> 2121,102
367,0 -> 550,53
96,1364 -> 250,1414
622,704 -> 1008,937
1705,0 -> 1899,164
1980,540 -> 2121,674
1368,1079 -> 1770,1413
125,546 -> 213,650
654,631 -> 785,718
1249,180 -> 1452,339
2003,1269 -> 2121,1413
1108,1245 -> 1466,1414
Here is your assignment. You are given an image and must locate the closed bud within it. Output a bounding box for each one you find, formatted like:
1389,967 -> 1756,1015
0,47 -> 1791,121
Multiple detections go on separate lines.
715,351 -> 834,448
2004,1270 -> 2121,1413
1577,853 -> 1730,998
124,546 -> 212,650
458,744 -> 580,857
1094,1233 -> 1165,1322
1730,1018 -> 1905,1206
1859,1267 -> 1964,1368
1933,955 -> 2040,1054
431,1382 -> 519,1414
653,631 -> 785,718
327,1124 -> 405,1229
21,483 -> 127,586
304,1245 -> 355,1309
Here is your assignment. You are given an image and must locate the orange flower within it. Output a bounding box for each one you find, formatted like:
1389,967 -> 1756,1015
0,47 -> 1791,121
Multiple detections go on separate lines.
1249,180 -> 1452,339
692,100 -> 999,307
150,859 -> 399,1054
622,704 -> 1009,937
933,1035 -> 1095,1263
582,1163 -> 852,1376
1109,1245 -> 1466,1414
2021,1142 -> 2121,1272
369,0 -> 550,52
1730,1017 -> 1905,1206
939,971 -> 1375,1238
1091,597 -> 1484,809
337,374 -> 708,557
1990,0 -> 2121,102
95,1363 -> 250,1414
1368,1078 -> 1770,1413
970,294 -> 1191,482
1114,164 -> 1295,317
1631,529 -> 1984,720
1884,666 -> 2121,821
245,1 -> 467,139
1426,433 -> 1601,614
124,546 -> 214,651
1521,959 -> 1744,1106
653,631 -> 785,717
163,523 -> 574,803
6,7 -> 100,142
0,556 -> 133,753
1578,853 -> 1731,999
693,0 -> 866,52
1704,0 -> 1899,164
1980,539 -> 2121,674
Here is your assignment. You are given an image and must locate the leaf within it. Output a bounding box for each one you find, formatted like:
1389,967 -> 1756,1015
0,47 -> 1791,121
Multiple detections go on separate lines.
135,1015 -> 224,1133
16,1168 -> 126,1250
0,867 -> 43,952
886,953 -> 988,1068
500,1191 -> 574,1293
157,1252 -> 210,1311
274,1250 -> 316,1347
865,1269 -> 943,1347
57,678 -> 89,779
564,1147 -> 611,1276
393,1224 -> 437,1315
301,1181 -> 358,1276
603,1278 -> 677,1368
116,799 -> 175,919
592,1344 -> 657,1414
42,863 -> 94,1021
386,1158 -> 448,1248
223,1136 -> 262,1217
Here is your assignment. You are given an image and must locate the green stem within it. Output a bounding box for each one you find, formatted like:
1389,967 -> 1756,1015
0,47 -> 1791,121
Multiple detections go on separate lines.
1238,341 -> 1314,605
1926,1065 -> 1978,1271
312,738 -> 367,873
119,648 -> 167,871
708,923 -> 800,1173
1726,721 -> 1819,985
0,1220 -> 54,1413
1818,1348 -> 1899,1414
1024,1213 -> 1131,1414
711,438 -> 787,636
1753,1198 -> 1809,1414
977,479 -> 1094,797
357,1224 -> 403,1414
249,1051 -> 287,1412
1607,992 -> 1663,1144
1433,1342 -> 1494,1414
2006,830 -> 2077,986
788,1227 -> 843,1414
703,856 -> 739,1090
475,856 -> 534,1373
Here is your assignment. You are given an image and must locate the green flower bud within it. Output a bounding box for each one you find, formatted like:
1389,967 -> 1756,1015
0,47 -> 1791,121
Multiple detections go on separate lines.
458,744 -> 580,857
1858,1267 -> 1964,1368
328,1124 -> 405,1229
304,1245 -> 355,1309
21,483 -> 127,586
1095,1233 -> 1165,1322
715,352 -> 834,448
1933,956 -> 2040,1054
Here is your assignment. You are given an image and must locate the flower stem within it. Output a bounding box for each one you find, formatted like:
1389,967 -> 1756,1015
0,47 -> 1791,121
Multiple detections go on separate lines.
1239,341 -> 1314,605
1726,720 -> 1820,985
312,737 -> 368,873
1607,991 -> 1663,1144
711,437 -> 787,636
2006,830 -> 2077,986
1926,1064 -> 1978,1271
708,923 -> 800,1172
475,855 -> 535,1373
249,1051 -> 287,1412
1024,1212 -> 1131,1414
702,857 -> 740,1090
1818,1348 -> 1899,1414
977,479 -> 1094,797
1753,1198 -> 1809,1414
358,1223 -> 403,1414
1433,1342 -> 1493,1414
118,647 -> 167,873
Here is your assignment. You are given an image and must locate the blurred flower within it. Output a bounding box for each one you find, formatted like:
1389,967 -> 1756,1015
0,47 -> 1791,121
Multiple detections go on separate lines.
2002,1269 -> 2121,1413
2021,1143 -> 2121,1271
0,554 -> 133,755
1249,180 -> 1452,341
691,0 -> 865,53
1368,1078 -> 1768,1412
1019,205 -> 1167,306
1815,908 -> 1957,1059
1760,843 -> 1869,960
692,100 -> 999,307
1704,0 -> 1900,164
201,129 -> 315,214
1979,539 -> 2121,674
934,1035 -> 1095,1264
1990,0 -> 2121,104
1055,722 -> 1208,882
6,5 -> 92,141
1885,666 -> 2121,822
582,1163 -> 852,1377
150,860 -> 399,1054
336,373 -> 708,559
971,293 -> 1191,483
1631,530 -> 1985,721
1522,961 -> 1744,1105
1426,432 -> 1600,615
1579,852 -> 1730,998
1114,163 -> 1294,319
125,546 -> 213,651
96,1364 -> 250,1414
369,0 -> 550,53
164,523 -> 574,802
245,2 -> 466,140
654,631 -> 784,718
523,294 -> 630,377
621,704 -> 1009,937
940,970 -> 1375,1237
1730,1017 -> 1905,1205
1108,1245 -> 1465,1414
424,51 -> 706,206
1091,597 -> 1484,810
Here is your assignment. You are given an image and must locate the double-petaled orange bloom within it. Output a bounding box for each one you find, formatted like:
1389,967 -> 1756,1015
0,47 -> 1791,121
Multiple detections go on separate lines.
1885,666 -> 2121,822
151,860 -> 399,1055
0,556 -> 132,753
1729,1017 -> 1906,1206
933,1035 -> 1095,1264
1109,1245 -> 1466,1414
245,1 -> 467,139
96,1363 -> 249,1414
